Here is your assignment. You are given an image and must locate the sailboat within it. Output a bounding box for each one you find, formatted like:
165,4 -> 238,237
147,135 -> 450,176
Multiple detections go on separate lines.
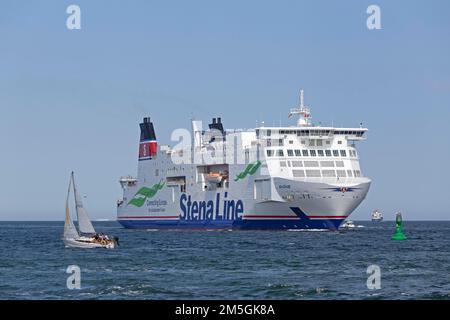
63,172 -> 118,249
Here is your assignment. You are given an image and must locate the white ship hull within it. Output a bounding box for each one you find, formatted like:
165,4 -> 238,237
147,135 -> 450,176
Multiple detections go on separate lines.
117,176 -> 370,230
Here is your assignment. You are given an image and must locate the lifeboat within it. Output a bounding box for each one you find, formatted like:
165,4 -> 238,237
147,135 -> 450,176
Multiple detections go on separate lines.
205,172 -> 224,184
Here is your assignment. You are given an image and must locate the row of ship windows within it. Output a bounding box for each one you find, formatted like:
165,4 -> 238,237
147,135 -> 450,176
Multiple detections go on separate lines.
291,169 -> 362,178
280,160 -> 345,168
264,138 -> 334,147
258,129 -> 365,137
266,149 -> 357,158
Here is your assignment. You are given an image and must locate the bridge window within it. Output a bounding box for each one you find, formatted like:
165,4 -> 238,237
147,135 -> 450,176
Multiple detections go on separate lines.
322,170 -> 336,177
317,150 -> 324,157
325,150 -> 332,157
276,149 -> 284,157
266,150 -> 274,157
295,149 -> 301,156
335,161 -> 344,167
292,161 -> 303,167
333,150 -> 339,157
310,150 -> 317,157
305,170 -> 321,178
304,161 -> 319,167
287,149 -> 294,157
320,161 -> 334,167
340,150 -> 347,157
302,150 -> 309,157
347,170 -> 353,177
337,170 -> 347,177
292,170 -> 305,178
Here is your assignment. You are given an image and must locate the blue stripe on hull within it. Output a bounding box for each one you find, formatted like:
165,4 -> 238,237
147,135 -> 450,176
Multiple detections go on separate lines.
234,218 -> 343,230
117,218 -> 343,230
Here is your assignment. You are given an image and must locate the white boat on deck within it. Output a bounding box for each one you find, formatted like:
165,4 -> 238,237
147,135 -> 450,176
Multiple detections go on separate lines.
63,172 -> 118,249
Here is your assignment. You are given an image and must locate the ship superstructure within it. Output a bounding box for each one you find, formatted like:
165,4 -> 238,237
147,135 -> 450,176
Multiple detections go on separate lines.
117,90 -> 371,230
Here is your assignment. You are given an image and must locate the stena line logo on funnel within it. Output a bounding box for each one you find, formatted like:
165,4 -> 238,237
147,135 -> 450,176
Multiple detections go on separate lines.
180,192 -> 244,221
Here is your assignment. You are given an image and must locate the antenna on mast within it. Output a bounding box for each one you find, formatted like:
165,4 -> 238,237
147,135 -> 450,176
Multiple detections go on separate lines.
300,89 -> 305,108
288,89 -> 312,127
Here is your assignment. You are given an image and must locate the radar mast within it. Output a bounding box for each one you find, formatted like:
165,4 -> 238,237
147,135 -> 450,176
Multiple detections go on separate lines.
288,89 -> 311,127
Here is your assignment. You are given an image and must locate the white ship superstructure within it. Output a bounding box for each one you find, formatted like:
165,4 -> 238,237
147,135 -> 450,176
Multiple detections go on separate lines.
117,90 -> 371,230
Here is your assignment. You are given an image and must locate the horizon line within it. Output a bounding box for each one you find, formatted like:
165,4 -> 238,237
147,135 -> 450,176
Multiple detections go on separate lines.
1,219 -> 450,222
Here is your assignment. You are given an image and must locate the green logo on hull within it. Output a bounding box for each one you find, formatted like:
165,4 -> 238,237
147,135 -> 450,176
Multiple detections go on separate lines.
128,180 -> 165,207
234,161 -> 262,181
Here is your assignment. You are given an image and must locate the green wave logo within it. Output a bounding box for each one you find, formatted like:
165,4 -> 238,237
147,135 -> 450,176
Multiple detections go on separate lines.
128,180 -> 166,207
234,161 -> 262,181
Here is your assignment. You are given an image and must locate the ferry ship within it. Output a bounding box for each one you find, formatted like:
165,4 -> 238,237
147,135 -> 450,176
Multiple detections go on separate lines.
117,90 -> 371,230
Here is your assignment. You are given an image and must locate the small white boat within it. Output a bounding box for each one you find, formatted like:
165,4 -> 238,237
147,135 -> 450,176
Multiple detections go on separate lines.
63,172 -> 118,249
371,209 -> 383,222
340,220 -> 356,230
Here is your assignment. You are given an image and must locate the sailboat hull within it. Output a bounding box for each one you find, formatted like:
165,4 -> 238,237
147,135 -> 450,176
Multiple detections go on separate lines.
63,238 -> 116,249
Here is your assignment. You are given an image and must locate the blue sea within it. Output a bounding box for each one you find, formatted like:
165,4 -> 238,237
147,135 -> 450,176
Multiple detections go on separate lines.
0,221 -> 449,300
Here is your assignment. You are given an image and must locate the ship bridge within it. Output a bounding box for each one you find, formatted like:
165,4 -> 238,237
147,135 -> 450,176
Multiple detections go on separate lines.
253,89 -> 369,182
256,127 -> 367,141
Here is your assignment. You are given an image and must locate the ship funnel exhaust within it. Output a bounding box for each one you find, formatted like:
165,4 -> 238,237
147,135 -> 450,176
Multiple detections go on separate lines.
139,117 -> 157,160
208,117 -> 224,135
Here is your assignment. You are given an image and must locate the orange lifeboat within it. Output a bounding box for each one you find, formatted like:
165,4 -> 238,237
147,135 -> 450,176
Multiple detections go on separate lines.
205,172 -> 223,184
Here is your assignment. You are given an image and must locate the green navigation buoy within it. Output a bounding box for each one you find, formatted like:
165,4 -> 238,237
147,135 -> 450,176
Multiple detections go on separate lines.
392,212 -> 407,240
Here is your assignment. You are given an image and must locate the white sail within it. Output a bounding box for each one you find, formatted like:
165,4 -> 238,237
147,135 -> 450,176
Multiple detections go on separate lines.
72,172 -> 96,234
64,174 -> 79,239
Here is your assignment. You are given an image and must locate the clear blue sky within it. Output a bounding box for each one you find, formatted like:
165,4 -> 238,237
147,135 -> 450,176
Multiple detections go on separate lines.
1,0 -> 449,220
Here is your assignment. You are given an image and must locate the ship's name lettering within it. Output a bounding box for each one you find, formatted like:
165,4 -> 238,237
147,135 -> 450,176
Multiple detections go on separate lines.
180,192 -> 243,221
146,199 -> 167,206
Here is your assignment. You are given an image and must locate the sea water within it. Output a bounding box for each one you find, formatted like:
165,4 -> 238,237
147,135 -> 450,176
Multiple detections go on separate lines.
0,221 -> 449,299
